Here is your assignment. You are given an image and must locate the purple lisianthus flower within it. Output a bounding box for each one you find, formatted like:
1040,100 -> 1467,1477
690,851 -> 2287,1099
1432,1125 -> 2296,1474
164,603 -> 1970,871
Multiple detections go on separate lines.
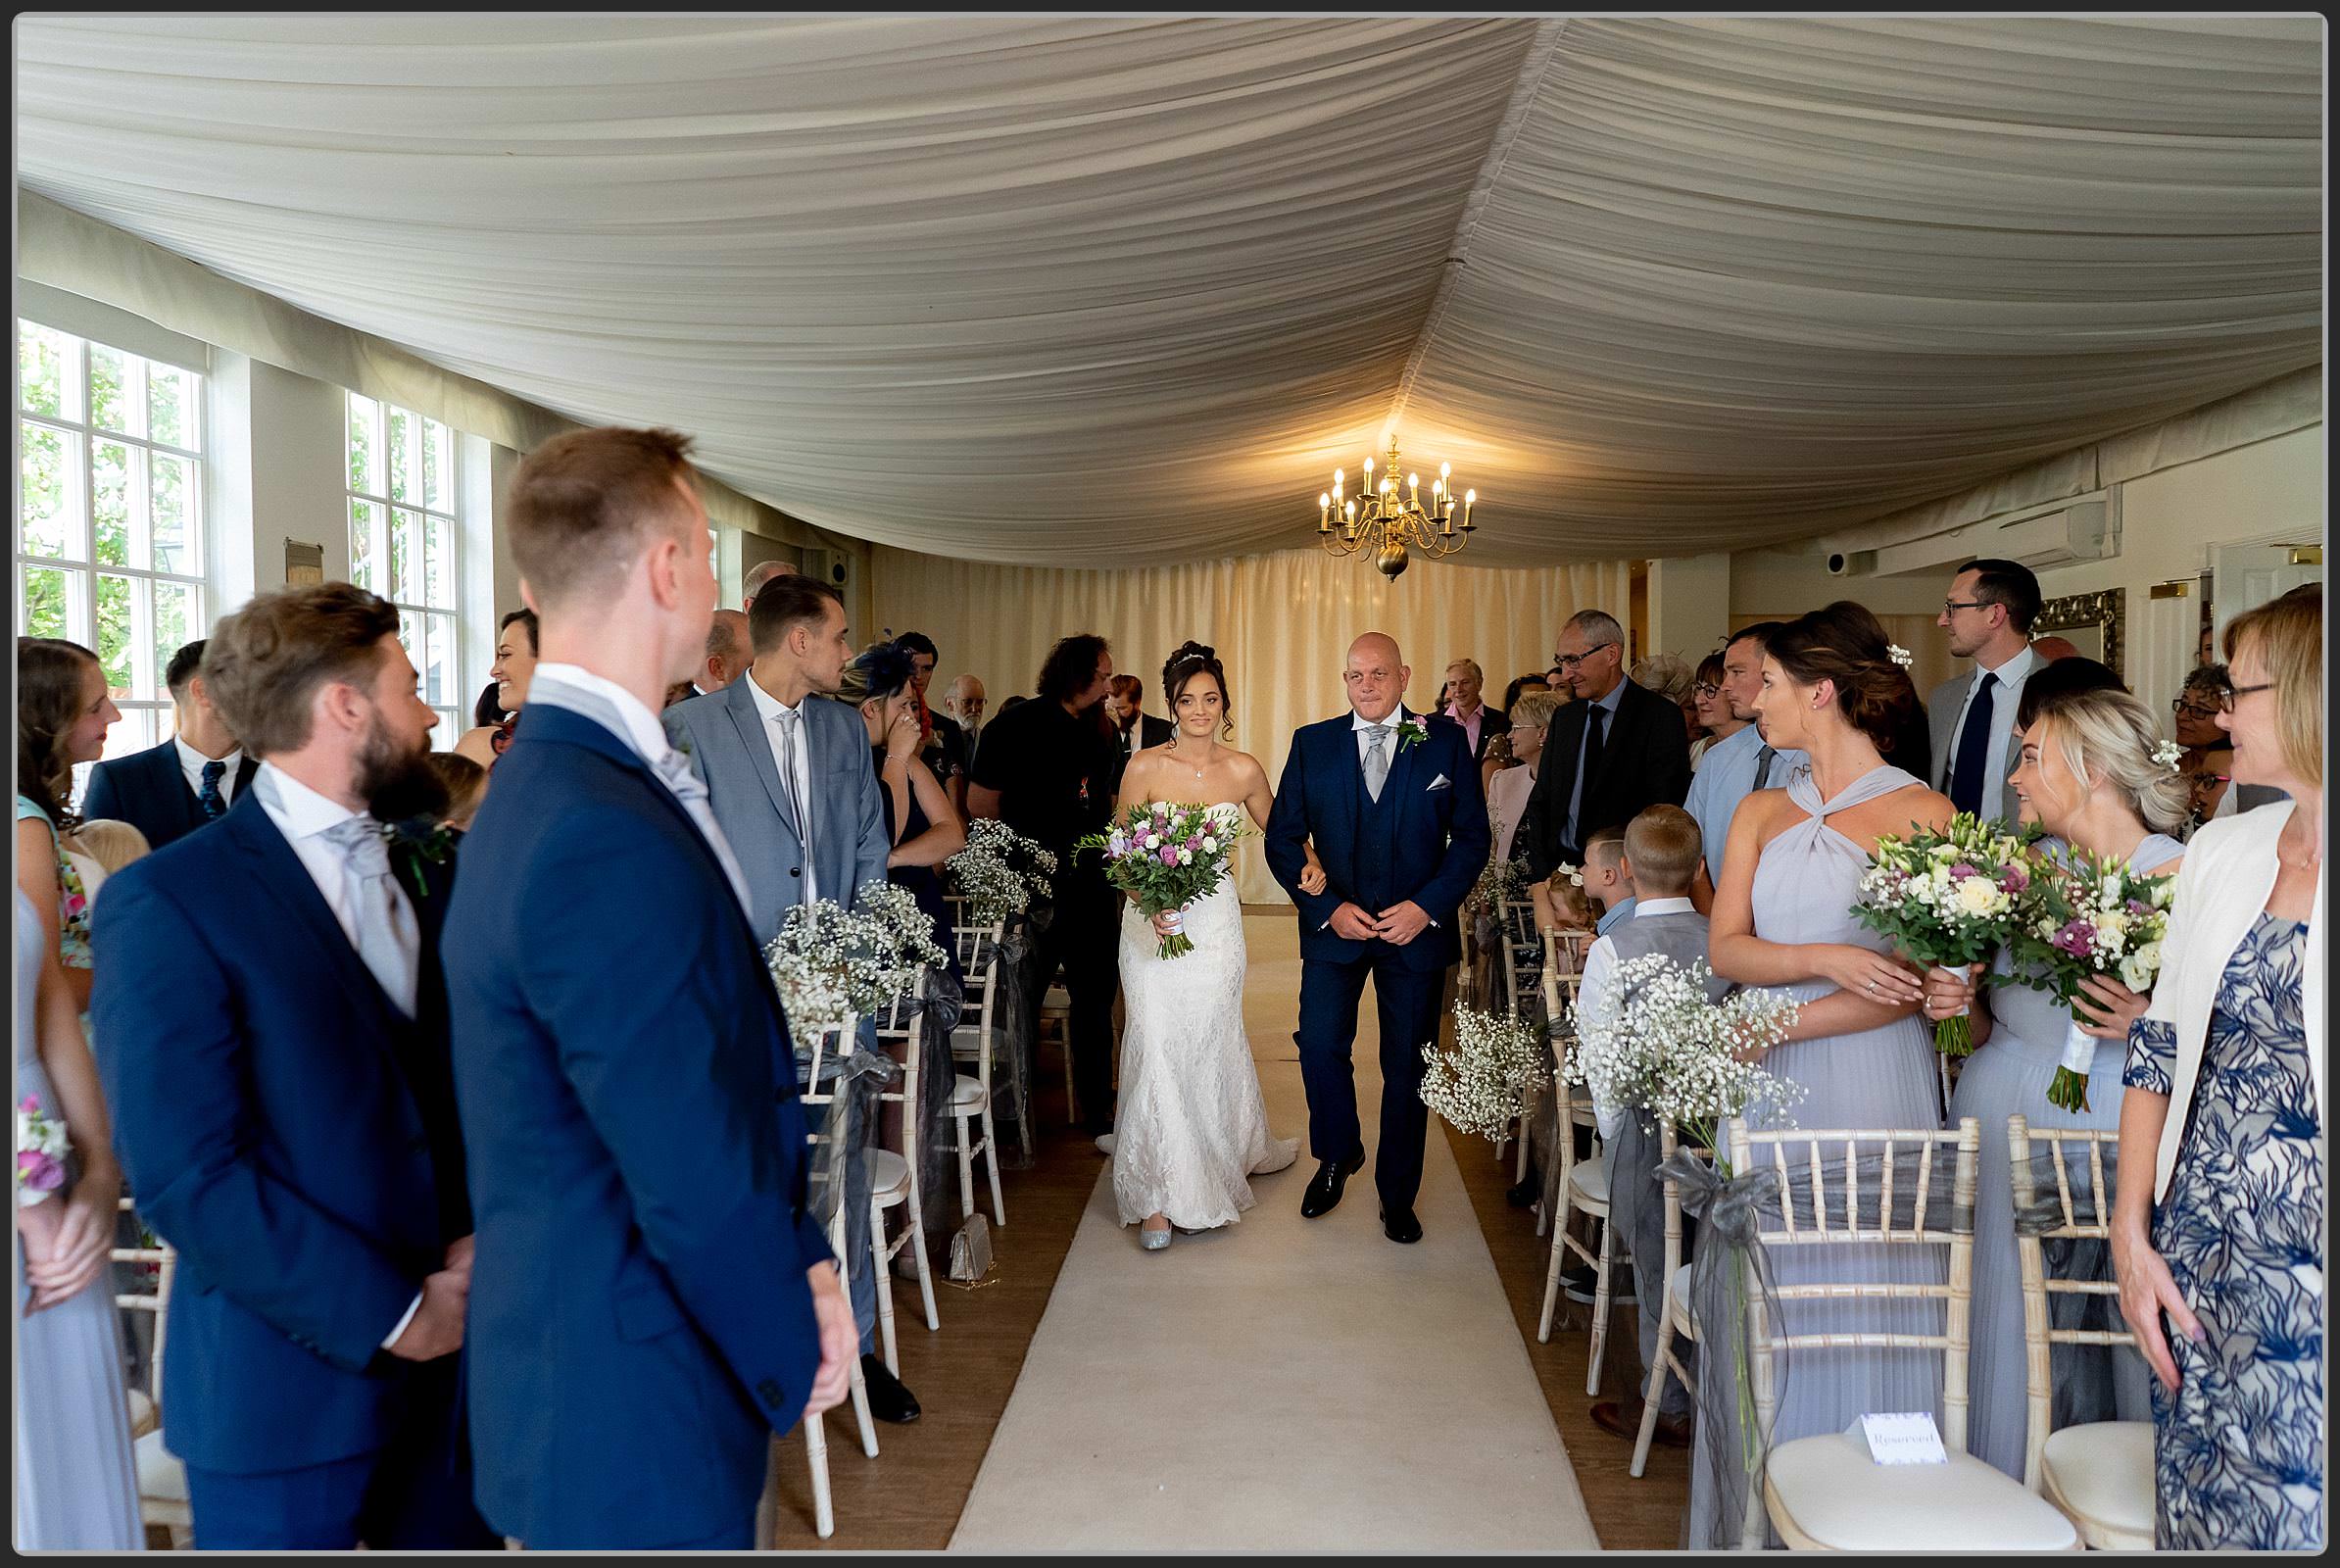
1947,862 -> 1978,881
1998,864 -> 2030,895
1107,832 -> 1128,858
2052,920 -> 2097,958
1158,848 -> 1179,867
17,1095 -> 38,1115
17,1150 -> 63,1194
2126,898 -> 2153,916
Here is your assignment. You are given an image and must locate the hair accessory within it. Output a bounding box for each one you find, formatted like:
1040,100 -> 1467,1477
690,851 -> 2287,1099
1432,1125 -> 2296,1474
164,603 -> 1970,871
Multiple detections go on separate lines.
2150,738 -> 2183,774
1887,644 -> 1915,668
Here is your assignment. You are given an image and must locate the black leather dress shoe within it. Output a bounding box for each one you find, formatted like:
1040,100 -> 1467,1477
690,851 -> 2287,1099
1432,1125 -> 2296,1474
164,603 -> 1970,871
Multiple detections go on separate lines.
860,1354 -> 921,1424
1381,1205 -> 1423,1245
1298,1150 -> 1366,1218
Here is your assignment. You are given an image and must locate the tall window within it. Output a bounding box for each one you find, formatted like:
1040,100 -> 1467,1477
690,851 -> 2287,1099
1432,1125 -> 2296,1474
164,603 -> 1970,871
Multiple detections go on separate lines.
17,319 -> 208,762
346,394 -> 462,743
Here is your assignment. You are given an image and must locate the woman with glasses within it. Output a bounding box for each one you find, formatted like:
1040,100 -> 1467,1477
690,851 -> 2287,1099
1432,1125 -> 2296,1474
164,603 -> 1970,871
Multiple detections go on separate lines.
2171,663 -> 2238,833
1686,651 -> 1738,772
1486,689 -> 1561,866
2115,584 -> 2323,1549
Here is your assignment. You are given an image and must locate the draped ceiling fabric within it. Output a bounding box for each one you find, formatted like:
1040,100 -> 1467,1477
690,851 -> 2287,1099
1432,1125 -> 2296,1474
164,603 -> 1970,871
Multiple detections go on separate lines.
872,547 -> 1630,902
13,16 -> 2321,568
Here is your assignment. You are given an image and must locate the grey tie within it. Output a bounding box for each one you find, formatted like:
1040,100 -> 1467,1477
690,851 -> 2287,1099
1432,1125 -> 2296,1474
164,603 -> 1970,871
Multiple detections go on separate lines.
1753,744 -> 1778,792
774,709 -> 811,849
321,816 -> 419,1017
1363,726 -> 1391,803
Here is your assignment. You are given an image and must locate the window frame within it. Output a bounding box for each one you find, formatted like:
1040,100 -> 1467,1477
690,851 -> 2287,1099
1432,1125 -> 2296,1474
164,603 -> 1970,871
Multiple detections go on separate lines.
345,393 -> 464,745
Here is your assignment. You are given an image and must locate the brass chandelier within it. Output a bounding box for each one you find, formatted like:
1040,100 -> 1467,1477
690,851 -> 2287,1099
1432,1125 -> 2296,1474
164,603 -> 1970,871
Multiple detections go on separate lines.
1315,434 -> 1475,579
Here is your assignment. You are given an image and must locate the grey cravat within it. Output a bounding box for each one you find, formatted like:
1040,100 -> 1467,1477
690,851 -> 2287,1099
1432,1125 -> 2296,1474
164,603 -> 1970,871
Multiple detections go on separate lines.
774,708 -> 811,848
1753,744 -> 1778,792
1363,726 -> 1390,803
321,816 -> 419,1018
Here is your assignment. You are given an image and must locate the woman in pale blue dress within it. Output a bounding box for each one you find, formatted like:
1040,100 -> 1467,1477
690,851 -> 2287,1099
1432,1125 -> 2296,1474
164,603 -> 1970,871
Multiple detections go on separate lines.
1928,677 -> 2185,1478
15,884 -> 145,1550
1691,603 -> 1952,1548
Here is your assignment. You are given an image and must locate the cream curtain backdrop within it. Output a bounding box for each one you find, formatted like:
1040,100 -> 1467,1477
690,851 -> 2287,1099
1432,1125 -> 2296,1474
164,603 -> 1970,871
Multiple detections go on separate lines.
15,16 -> 2320,568
871,546 -> 1630,904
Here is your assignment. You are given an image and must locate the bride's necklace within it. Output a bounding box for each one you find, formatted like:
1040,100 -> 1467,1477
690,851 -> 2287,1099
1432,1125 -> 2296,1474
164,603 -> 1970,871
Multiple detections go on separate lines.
1167,739 -> 1218,781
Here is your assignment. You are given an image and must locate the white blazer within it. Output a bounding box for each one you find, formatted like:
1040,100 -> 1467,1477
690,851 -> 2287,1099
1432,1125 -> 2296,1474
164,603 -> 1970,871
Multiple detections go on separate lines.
2136,800 -> 2326,1202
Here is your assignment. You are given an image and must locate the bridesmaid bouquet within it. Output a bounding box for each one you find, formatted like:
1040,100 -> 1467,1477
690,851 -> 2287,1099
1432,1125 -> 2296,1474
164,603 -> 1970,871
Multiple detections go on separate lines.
947,817 -> 1059,925
1853,812 -> 2037,1057
765,883 -> 949,1032
1420,1006 -> 1546,1144
2006,847 -> 2175,1113
1565,955 -> 1806,1152
1076,801 -> 1245,958
16,1094 -> 71,1206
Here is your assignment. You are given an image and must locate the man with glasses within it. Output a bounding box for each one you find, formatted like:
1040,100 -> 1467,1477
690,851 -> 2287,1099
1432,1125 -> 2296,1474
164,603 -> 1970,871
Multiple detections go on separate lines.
1927,557 -> 2042,826
1515,609 -> 1692,883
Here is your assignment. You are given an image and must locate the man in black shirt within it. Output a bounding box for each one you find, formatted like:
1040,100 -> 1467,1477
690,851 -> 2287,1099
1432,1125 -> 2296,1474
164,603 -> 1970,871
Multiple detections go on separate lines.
968,633 -> 1122,1138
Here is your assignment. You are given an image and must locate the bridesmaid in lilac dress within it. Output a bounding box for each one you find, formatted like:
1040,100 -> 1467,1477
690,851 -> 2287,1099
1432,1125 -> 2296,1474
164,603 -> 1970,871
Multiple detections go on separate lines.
1928,680 -> 2188,1478
1691,604 -> 1953,1548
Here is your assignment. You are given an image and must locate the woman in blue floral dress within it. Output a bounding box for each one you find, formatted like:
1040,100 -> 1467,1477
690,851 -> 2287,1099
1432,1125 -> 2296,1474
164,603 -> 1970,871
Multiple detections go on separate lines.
2114,586 -> 2323,1551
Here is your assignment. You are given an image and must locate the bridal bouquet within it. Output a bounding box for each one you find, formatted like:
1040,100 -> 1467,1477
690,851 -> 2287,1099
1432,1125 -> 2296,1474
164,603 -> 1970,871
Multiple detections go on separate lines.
2006,847 -> 2175,1113
1076,802 -> 1245,959
1565,955 -> 1805,1152
765,882 -> 949,1033
947,817 -> 1059,925
17,1094 -> 70,1206
1420,1006 -> 1547,1145
1852,812 -> 2037,1057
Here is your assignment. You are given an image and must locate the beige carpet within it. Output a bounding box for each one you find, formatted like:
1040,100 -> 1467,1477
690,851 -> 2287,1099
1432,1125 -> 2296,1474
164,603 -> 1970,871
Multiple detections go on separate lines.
950,915 -> 1599,1551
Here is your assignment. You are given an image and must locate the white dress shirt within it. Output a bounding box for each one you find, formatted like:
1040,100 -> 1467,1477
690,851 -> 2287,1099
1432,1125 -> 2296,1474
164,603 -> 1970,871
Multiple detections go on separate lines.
175,736 -> 243,809
1579,896 -> 1696,1143
1942,644 -> 2038,824
744,671 -> 820,907
250,760 -> 425,1349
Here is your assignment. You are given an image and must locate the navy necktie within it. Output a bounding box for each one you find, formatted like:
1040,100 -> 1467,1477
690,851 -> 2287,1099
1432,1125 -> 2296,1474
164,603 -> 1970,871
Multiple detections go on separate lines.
1947,672 -> 1998,816
199,759 -> 228,820
1752,744 -> 1777,792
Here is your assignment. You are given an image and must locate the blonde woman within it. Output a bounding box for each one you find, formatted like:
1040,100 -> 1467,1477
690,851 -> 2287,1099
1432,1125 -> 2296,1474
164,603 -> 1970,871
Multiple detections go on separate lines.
1924,671 -> 2187,1479
2112,584 -> 2323,1550
1487,689 -> 1560,866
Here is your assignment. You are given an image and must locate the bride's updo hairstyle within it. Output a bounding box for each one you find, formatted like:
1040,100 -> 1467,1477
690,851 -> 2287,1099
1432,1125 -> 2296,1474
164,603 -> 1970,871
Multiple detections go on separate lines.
1162,640 -> 1233,739
1766,601 -> 1921,757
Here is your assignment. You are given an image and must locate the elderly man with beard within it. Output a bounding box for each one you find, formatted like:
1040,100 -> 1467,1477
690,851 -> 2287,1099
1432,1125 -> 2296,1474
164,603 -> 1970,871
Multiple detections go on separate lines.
90,582 -> 497,1549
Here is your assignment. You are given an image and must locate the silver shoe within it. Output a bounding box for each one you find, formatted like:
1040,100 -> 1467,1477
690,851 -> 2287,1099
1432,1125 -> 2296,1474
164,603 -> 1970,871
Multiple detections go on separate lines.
1140,1223 -> 1172,1251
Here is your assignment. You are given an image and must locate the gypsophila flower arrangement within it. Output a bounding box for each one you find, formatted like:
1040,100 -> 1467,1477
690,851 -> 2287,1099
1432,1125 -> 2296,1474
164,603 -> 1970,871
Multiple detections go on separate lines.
16,1094 -> 70,1206
1419,1006 -> 1547,1144
2004,846 -> 2177,1112
1077,801 -> 1245,958
1565,955 -> 1805,1152
946,817 -> 1057,925
765,883 -> 948,1033
1853,811 -> 2037,1057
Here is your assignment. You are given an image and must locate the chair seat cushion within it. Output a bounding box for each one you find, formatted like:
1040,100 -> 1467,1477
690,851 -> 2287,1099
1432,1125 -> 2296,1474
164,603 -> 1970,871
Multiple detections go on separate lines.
951,1074 -> 989,1109
135,1429 -> 187,1502
1767,1433 -> 2078,1551
869,1149 -> 911,1201
1566,1158 -> 1610,1210
2042,1421 -> 2155,1544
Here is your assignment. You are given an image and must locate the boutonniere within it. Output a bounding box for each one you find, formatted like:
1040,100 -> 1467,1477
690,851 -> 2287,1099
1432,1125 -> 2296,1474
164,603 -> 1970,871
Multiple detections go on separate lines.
381,818 -> 458,902
1393,714 -> 1429,754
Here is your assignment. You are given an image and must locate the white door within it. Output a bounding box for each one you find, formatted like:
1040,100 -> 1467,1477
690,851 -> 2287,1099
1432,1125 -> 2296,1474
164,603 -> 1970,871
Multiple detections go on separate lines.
2212,542 -> 2323,645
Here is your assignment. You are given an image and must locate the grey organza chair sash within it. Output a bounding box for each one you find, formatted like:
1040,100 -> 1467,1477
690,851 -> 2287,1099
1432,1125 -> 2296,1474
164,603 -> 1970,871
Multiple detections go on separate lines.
988,914 -> 1044,1169
1663,1131 -> 1977,1551
2008,1129 -> 2139,1436
877,968 -> 967,1261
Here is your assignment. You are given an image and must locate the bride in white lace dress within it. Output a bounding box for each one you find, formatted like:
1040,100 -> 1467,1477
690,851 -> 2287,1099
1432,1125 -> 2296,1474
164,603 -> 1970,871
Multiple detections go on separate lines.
1111,643 -> 1314,1250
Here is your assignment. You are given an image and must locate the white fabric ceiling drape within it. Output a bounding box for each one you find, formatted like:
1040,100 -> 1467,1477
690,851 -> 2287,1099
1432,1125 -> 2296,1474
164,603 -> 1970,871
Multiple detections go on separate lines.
870,546 -> 1629,902
15,16 -> 2321,567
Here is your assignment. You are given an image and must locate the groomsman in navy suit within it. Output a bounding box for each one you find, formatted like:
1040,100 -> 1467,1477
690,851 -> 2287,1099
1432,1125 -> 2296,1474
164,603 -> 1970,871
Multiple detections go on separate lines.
79,637 -> 260,848
444,426 -> 855,1550
1264,632 -> 1490,1244
92,584 -> 496,1549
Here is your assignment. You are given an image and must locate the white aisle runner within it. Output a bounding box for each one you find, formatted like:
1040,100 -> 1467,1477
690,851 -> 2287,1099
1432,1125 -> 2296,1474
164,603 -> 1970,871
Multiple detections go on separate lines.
951,914 -> 1599,1551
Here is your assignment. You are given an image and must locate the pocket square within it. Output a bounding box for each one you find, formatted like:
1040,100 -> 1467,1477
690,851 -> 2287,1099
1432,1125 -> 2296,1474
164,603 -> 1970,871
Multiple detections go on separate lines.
1428,774 -> 1451,791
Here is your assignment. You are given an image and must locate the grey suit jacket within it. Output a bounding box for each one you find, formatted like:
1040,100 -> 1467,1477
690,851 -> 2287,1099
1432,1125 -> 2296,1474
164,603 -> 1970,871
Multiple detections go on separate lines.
662,678 -> 893,945
1926,664 -> 2029,825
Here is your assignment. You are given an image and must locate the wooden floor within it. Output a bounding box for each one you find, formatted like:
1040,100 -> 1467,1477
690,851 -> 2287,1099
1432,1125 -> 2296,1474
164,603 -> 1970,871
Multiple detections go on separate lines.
1442,1120 -> 1693,1551
766,1075 -> 1104,1549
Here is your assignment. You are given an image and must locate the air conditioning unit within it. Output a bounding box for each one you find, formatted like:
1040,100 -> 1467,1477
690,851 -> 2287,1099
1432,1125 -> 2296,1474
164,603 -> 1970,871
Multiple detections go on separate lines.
1985,501 -> 2114,569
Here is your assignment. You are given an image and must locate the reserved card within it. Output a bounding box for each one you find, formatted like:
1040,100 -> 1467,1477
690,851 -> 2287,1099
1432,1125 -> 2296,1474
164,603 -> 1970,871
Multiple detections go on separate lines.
1854,1412 -> 1950,1466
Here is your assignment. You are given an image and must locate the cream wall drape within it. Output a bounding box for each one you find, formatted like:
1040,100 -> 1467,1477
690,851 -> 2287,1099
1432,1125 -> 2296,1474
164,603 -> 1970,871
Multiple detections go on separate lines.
870,546 -> 1630,903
